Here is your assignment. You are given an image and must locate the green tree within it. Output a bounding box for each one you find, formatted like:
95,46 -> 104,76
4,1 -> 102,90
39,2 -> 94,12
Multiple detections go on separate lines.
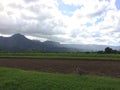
105,47 -> 113,54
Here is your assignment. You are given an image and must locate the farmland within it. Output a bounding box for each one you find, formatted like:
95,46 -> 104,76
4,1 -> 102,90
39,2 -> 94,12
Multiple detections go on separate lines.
0,53 -> 120,60
0,57 -> 120,78
0,53 -> 120,90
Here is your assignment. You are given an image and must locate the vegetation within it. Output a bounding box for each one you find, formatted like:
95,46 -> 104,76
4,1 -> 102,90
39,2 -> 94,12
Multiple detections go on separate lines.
97,47 -> 120,54
0,52 -> 120,60
0,67 -> 119,90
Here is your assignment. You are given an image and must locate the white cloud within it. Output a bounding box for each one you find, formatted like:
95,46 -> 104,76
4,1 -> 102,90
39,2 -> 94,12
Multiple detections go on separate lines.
0,0 -> 67,35
0,0 -> 120,45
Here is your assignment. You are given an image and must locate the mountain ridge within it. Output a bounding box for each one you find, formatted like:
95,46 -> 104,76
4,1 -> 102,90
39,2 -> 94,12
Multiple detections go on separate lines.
0,34 -> 72,52
0,34 -> 120,52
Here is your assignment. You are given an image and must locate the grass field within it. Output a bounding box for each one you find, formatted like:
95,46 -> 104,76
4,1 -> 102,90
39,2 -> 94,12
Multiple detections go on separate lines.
0,67 -> 120,90
0,53 -> 120,60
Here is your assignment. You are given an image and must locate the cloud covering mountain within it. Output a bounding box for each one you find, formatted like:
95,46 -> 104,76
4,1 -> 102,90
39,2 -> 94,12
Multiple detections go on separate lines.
0,0 -> 120,45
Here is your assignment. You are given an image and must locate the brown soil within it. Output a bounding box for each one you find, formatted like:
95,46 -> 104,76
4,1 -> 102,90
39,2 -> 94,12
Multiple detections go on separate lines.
0,58 -> 120,78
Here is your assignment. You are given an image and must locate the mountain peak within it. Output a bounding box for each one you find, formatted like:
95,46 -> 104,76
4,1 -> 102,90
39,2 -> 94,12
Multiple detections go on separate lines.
0,33 -> 70,52
11,33 -> 27,39
12,33 -> 24,37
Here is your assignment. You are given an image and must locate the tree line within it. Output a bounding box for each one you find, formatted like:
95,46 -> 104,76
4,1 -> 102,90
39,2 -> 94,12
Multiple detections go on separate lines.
97,47 -> 120,54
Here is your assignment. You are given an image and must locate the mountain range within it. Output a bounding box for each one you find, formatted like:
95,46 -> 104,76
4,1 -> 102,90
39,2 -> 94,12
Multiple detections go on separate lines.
0,34 -> 72,52
0,33 -> 120,52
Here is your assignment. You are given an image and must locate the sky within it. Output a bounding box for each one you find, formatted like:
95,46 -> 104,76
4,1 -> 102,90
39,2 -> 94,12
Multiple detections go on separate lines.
0,0 -> 120,45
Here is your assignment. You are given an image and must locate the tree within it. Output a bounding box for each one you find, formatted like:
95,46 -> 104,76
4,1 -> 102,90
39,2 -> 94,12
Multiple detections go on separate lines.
104,47 -> 113,54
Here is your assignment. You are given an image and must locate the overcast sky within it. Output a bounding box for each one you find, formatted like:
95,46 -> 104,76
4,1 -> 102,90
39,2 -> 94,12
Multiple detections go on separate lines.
0,0 -> 120,45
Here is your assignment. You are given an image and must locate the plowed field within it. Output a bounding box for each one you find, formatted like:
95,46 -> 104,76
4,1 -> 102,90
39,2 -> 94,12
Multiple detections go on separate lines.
0,58 -> 120,78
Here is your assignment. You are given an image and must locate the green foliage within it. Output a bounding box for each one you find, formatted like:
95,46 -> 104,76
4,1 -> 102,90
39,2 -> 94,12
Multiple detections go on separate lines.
105,47 -> 113,54
0,53 -> 120,60
0,67 -> 120,90
104,47 -> 120,54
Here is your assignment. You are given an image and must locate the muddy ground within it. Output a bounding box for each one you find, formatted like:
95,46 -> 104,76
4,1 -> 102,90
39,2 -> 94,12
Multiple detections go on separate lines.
0,58 -> 120,78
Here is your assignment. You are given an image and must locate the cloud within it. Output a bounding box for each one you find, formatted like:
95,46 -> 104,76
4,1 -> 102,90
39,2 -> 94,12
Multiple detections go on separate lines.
0,0 -> 67,35
0,0 -> 120,45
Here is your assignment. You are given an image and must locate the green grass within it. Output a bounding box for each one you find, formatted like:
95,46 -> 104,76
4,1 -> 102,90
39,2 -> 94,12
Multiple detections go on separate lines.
0,67 -> 120,90
0,53 -> 120,60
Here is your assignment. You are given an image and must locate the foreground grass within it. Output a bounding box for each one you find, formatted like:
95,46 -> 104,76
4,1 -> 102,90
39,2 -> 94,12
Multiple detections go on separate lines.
0,53 -> 120,60
0,67 -> 120,90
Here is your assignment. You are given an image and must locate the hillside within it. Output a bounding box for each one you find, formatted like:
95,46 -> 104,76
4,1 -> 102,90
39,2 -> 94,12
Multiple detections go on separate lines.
0,34 -> 120,52
0,34 -> 72,52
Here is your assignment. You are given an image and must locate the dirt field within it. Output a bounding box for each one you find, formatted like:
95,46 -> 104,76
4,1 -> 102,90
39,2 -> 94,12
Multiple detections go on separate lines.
0,58 -> 120,78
